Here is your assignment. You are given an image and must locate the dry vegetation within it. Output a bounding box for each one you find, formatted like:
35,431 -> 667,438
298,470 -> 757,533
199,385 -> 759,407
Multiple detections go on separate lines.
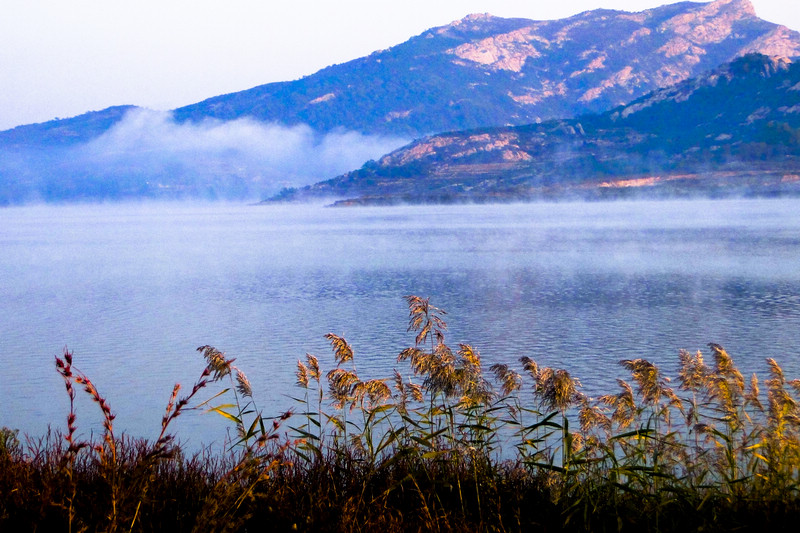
3,295 -> 800,531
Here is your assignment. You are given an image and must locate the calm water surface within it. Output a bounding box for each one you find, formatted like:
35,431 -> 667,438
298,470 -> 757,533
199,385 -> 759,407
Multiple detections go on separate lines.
2,199 -> 799,447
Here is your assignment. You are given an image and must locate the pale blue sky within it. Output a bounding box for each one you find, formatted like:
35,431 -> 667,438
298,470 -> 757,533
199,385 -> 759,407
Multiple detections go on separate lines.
1,0 -> 796,131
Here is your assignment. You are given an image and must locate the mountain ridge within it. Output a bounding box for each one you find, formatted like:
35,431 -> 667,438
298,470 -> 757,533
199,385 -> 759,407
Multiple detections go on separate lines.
4,0 -> 796,146
172,0 -> 800,137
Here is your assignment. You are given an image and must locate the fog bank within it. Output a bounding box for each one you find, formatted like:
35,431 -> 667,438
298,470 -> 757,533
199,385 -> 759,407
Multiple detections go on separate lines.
0,109 -> 407,204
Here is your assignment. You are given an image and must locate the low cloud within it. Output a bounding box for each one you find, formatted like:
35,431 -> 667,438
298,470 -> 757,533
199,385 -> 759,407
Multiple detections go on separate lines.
76,109 -> 407,199
1,108 -> 407,203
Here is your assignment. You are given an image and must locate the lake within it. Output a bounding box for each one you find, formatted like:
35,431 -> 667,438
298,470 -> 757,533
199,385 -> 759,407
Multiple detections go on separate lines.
2,199 -> 800,448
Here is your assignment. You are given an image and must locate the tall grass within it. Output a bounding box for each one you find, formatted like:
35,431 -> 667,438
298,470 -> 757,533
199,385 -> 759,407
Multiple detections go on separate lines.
3,295 -> 800,531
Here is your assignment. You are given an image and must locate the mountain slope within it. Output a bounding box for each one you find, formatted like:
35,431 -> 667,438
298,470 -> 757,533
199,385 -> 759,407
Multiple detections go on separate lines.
272,53 -> 800,204
3,0 -> 798,148
174,0 -> 800,137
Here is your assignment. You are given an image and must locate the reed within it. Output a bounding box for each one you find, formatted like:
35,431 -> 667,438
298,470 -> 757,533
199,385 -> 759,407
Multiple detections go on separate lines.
3,296 -> 800,531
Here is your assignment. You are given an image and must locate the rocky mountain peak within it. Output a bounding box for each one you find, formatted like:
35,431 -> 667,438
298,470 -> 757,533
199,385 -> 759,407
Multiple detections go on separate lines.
435,0 -> 798,108
658,0 -> 756,40
450,13 -> 495,26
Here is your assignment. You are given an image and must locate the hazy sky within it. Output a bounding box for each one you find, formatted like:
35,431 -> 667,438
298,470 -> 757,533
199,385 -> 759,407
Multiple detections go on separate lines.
1,0 -> 797,131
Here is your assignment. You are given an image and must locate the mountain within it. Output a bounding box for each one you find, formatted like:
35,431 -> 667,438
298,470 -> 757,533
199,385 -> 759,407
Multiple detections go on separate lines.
271,53 -> 800,204
176,0 -> 800,137
2,0 -> 800,204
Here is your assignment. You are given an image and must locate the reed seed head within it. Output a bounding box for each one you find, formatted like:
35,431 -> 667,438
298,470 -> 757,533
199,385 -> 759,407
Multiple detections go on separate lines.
620,358 -> 678,408
600,379 -> 637,429
408,381 -> 424,403
458,344 -> 481,372
353,379 -> 392,407
745,373 -> 763,411
535,367 -> 584,413
325,333 -> 353,366
305,353 -> 321,382
326,368 -> 360,409
678,349 -> 709,392
709,343 -> 745,392
235,368 -> 253,398
765,357 -> 799,427
423,343 -> 459,397
490,363 -> 523,396
398,346 -> 429,377
705,344 -> 745,426
296,361 -> 309,388
579,400 -> 612,433
197,345 -> 235,381
404,295 -> 447,346
519,356 -> 539,381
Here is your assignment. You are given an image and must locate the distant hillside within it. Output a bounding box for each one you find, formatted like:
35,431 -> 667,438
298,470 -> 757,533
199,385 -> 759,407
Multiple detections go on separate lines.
272,54 -> 800,204
2,0 -> 800,204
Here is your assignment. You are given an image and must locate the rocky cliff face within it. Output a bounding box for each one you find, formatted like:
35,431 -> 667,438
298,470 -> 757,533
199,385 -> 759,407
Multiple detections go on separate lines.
445,0 -> 798,99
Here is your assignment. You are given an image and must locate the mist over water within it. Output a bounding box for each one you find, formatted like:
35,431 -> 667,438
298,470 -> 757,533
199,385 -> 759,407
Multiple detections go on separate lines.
0,109 -> 407,203
81,110 -> 407,192
2,199 -> 800,447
